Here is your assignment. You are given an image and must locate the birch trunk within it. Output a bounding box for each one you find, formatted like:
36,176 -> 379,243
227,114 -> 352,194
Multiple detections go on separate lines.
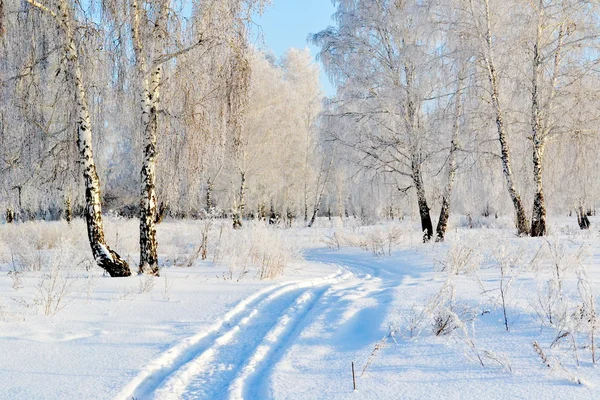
138,64 -> 160,275
483,0 -> 529,236
405,63 -> 433,242
413,158 -> 433,242
308,154 -> 334,228
27,0 -> 131,276
233,171 -> 246,229
64,194 -> 72,224
5,208 -> 14,224
530,24 -> 546,237
436,72 -> 464,242
133,0 -> 168,275
577,206 -> 591,230
206,178 -> 213,211
530,6 -> 564,237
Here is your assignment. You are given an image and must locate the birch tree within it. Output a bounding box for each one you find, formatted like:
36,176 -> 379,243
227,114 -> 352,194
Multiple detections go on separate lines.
479,0 -> 529,235
25,0 -> 131,276
314,0 -> 461,241
526,0 -> 599,236
130,0 -> 169,275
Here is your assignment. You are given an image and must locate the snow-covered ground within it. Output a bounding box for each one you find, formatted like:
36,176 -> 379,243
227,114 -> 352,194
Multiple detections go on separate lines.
2,216 -> 600,399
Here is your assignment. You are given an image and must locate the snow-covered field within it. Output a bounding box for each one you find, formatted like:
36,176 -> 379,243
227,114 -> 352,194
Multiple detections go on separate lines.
2,216 -> 600,399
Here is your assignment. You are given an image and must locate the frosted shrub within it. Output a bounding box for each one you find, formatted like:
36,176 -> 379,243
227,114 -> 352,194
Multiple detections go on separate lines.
366,225 -> 404,256
0,220 -> 90,270
103,217 -> 140,256
436,244 -> 478,275
138,274 -> 156,294
213,223 -> 299,280
8,270 -> 24,290
432,307 -> 461,336
454,215 -> 513,230
248,226 -> 299,280
324,223 -> 407,255
12,249 -> 45,272
34,242 -> 81,316
323,230 -> 344,250
542,236 -> 589,288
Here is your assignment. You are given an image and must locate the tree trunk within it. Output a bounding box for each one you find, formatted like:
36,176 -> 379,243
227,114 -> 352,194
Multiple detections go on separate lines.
577,206 -> 590,230
436,69 -> 464,242
34,0 -> 131,276
530,2 -> 547,238
412,158 -> 433,243
0,0 -> 5,37
531,6 -> 565,237
308,206 -> 318,228
5,208 -> 14,224
308,154 -> 334,228
233,171 -> 246,229
64,194 -> 72,224
337,178 -> 344,220
483,0 -> 529,236
138,65 -> 160,275
530,142 -> 546,236
133,0 -> 168,276
403,61 -> 433,242
206,178 -> 213,211
304,201 -> 308,224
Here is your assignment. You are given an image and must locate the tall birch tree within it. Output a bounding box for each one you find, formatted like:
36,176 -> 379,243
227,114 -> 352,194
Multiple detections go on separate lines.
25,0 -> 131,276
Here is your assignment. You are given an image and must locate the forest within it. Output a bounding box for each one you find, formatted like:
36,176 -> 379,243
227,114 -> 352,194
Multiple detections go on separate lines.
2,0 -> 600,399
2,0 -> 600,271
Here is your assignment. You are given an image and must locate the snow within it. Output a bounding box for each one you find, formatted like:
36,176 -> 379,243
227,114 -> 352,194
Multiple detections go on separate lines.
98,243 -> 114,262
2,217 -> 600,399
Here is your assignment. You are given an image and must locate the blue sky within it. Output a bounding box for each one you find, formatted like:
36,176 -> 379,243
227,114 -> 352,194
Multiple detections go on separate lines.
253,0 -> 337,95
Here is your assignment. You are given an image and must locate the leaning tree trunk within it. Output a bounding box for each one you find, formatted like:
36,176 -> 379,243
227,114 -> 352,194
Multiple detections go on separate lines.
436,70 -> 464,242
483,0 -> 529,236
27,0 -> 131,276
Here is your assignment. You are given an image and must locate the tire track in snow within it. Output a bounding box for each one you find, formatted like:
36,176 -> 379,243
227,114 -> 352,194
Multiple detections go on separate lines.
115,270 -> 346,400
229,277 -> 377,400
163,287 -> 326,400
227,286 -> 329,400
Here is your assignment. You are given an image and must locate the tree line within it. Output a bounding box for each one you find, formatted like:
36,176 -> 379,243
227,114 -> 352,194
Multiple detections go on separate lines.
314,0 -> 600,241
2,0 -> 600,277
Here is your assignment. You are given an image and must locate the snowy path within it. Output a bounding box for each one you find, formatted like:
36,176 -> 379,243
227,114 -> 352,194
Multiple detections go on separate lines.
116,248 -> 417,400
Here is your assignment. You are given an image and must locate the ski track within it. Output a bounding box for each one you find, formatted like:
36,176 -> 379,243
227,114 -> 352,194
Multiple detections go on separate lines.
231,277 -> 380,400
117,250 -> 394,400
116,269 -> 348,400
